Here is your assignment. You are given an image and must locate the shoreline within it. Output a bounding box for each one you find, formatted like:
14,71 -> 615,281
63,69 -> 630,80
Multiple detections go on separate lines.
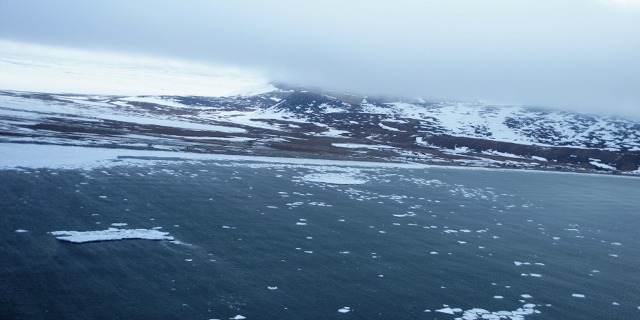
1,141 -> 637,179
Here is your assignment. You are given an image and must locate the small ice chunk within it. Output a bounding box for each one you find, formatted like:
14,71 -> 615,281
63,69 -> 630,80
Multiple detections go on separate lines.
493,296 -> 504,299
230,315 -> 246,320
572,294 -> 585,298
521,294 -> 533,299
530,273 -> 542,277
430,251 -> 438,255
436,307 -> 456,314
111,223 -> 127,227
268,286 -> 278,290
15,229 -> 29,233
338,307 -> 351,313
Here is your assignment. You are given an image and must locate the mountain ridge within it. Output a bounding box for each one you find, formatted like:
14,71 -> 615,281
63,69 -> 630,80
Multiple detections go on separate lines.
0,85 -> 638,174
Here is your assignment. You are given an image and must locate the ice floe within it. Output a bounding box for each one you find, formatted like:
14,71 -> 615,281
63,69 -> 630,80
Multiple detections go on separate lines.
436,307 -> 461,314
301,172 -> 367,185
50,228 -> 174,243
338,307 -> 351,313
434,302 -> 539,319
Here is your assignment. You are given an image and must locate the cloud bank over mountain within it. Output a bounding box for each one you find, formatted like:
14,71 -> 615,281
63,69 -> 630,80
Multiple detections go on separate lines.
1,0 -> 639,118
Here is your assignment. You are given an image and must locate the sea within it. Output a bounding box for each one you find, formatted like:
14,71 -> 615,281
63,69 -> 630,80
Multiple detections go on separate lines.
1,158 -> 639,319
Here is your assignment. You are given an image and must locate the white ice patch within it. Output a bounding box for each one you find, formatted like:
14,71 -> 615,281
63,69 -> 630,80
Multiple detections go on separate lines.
572,294 -> 585,298
436,307 -> 461,314
338,307 -> 351,313
435,302 -> 540,319
15,229 -> 29,233
302,173 -> 367,185
50,228 -> 174,243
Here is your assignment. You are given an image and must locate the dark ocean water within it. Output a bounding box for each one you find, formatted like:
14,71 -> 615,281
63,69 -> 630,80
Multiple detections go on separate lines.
1,160 -> 639,319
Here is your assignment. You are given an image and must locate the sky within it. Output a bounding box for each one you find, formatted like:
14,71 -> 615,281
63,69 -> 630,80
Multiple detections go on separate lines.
1,0 -> 639,118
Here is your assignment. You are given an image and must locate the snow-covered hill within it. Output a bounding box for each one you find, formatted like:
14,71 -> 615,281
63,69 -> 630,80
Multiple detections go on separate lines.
1,85 -> 638,174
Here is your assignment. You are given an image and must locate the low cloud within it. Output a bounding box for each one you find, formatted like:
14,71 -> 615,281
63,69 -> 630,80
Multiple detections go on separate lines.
1,0 -> 639,118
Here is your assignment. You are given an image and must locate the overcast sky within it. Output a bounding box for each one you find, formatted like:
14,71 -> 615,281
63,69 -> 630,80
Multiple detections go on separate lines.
1,0 -> 639,118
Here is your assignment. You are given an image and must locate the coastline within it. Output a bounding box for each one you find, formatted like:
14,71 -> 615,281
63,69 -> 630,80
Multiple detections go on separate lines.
1,142 -> 637,179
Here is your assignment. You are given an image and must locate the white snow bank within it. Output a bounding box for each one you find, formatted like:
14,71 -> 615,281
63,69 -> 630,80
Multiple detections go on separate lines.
332,143 -> 396,150
50,228 -> 174,243
589,159 -> 616,170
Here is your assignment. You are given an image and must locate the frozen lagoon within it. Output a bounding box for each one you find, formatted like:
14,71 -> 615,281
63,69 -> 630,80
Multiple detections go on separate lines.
1,146 -> 639,319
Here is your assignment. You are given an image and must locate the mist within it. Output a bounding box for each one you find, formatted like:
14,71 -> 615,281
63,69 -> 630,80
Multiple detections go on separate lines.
1,0 -> 639,118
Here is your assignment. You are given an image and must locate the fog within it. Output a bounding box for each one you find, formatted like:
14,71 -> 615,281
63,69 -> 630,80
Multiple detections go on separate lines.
1,0 -> 639,118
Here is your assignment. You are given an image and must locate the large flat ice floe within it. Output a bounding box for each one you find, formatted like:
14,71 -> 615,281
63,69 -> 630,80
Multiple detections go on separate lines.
50,228 -> 174,243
